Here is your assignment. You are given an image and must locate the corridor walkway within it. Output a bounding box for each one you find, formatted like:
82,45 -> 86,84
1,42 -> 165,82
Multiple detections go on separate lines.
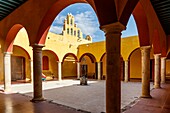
0,93 -> 87,113
124,82 -> 170,113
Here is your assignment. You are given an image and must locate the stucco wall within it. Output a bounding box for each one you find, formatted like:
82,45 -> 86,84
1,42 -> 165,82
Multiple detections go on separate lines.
62,61 -> 77,77
130,48 -> 141,79
0,50 -> 4,82
166,60 -> 170,78
42,51 -> 58,78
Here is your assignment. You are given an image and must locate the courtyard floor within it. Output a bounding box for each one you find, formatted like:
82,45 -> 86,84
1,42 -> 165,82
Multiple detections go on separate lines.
0,79 -> 154,113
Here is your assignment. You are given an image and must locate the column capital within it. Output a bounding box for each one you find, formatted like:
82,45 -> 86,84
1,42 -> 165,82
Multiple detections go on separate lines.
140,46 -> 151,51
161,57 -> 166,60
124,59 -> 129,62
31,43 -> 45,48
100,22 -> 125,34
154,53 -> 161,57
4,52 -> 12,55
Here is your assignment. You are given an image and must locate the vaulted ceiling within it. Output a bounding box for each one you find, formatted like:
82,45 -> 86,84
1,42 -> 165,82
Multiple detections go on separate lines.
150,0 -> 170,35
0,0 -> 27,21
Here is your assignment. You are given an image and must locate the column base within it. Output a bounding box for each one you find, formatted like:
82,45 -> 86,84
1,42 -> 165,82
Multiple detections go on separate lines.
161,81 -> 166,84
31,97 -> 46,102
154,85 -> 161,89
4,89 -> 12,94
140,95 -> 152,98
124,80 -> 128,82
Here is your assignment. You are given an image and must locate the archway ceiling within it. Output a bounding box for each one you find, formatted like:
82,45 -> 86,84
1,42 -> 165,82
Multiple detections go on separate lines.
0,0 -> 27,21
150,0 -> 170,35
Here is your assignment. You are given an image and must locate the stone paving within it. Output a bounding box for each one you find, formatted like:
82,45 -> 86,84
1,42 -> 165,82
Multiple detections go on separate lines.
0,79 -> 153,113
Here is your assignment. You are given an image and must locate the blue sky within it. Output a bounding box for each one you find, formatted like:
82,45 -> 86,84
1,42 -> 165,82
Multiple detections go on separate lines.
49,3 -> 138,42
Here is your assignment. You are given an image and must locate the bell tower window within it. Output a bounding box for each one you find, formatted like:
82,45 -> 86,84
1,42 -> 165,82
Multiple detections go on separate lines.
67,28 -> 69,34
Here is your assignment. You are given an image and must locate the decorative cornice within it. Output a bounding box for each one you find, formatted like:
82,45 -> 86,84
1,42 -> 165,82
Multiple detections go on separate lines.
154,53 -> 161,56
140,46 -> 151,50
100,22 -> 125,34
4,52 -> 12,55
161,57 -> 166,59
31,43 -> 45,48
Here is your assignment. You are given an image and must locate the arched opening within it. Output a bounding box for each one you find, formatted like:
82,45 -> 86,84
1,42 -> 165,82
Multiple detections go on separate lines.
74,30 -> 76,36
79,53 -> 96,79
40,3 -> 101,80
62,53 -> 78,79
67,28 -> 69,34
71,28 -> 73,35
42,50 -> 59,80
12,45 -> 31,82
37,1 -> 98,44
7,27 -> 31,83
129,48 -> 142,81
77,30 -> 80,37
129,48 -> 154,81
4,24 -> 24,52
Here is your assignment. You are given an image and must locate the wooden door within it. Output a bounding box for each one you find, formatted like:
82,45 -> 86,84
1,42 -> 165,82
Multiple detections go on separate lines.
11,56 -> 25,81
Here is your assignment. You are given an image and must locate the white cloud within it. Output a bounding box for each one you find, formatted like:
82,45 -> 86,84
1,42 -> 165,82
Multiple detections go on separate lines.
53,15 -> 66,25
49,25 -> 63,34
74,11 -> 99,37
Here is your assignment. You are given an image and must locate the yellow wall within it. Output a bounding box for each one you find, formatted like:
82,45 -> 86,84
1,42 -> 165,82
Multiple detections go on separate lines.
62,61 -> 77,77
129,48 -> 154,79
78,41 -> 105,62
78,36 -> 140,62
130,48 -> 141,79
42,51 -> 58,78
13,28 -> 33,59
44,32 -> 91,61
0,50 -> 4,81
13,26 -> 91,80
166,60 -> 170,77
121,36 -> 140,60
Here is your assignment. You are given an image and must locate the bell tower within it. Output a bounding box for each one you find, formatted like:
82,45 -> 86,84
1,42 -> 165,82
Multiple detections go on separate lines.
62,13 -> 83,38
